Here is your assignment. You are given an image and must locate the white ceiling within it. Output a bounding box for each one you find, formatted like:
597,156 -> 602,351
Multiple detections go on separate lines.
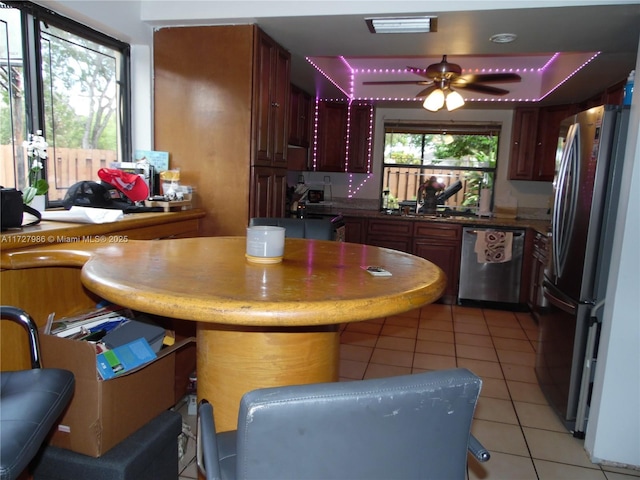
47,1 -> 640,109
245,3 -> 640,108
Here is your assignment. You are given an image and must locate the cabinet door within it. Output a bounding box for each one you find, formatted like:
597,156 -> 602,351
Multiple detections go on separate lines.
251,167 -> 287,218
254,34 -> 274,167
412,223 -> 461,302
343,216 -> 366,244
413,242 -> 459,302
288,86 -> 301,145
271,168 -> 288,218
272,47 -> 290,168
508,107 -> 540,180
289,85 -> 312,148
299,91 -> 313,147
254,32 -> 290,168
251,166 -> 272,218
366,219 -> 413,252
534,105 -> 573,181
347,103 -> 373,173
315,101 -> 347,172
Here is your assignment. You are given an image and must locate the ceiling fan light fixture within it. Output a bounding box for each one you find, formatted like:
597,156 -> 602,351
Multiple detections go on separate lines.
366,16 -> 437,34
446,90 -> 465,111
423,88 -> 445,111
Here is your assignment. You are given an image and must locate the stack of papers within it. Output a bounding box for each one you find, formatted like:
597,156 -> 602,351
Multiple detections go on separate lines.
42,206 -> 123,224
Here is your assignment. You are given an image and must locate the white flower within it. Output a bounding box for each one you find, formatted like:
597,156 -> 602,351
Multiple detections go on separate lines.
23,130 -> 48,160
22,130 -> 49,202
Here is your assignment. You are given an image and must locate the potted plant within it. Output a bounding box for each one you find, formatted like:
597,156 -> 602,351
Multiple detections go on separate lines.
22,130 -> 49,207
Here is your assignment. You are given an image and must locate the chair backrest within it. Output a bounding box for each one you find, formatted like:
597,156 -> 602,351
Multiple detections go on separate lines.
1,305 -> 42,368
249,217 -> 334,240
234,368 -> 481,480
1,306 -> 75,480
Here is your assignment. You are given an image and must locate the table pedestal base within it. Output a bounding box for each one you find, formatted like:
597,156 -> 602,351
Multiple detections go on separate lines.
197,323 -> 340,432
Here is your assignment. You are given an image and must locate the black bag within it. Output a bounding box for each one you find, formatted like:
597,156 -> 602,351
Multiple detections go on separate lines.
1,187 -> 42,230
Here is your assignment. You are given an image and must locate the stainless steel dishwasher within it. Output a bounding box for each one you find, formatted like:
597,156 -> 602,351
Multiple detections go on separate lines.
458,227 -> 525,304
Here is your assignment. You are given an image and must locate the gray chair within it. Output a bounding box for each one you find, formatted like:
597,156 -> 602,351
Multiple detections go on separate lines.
197,368 -> 489,480
249,217 -> 335,240
0,306 -> 75,480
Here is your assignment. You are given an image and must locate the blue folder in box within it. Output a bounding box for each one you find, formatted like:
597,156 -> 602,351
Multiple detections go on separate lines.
102,319 -> 166,353
96,338 -> 157,380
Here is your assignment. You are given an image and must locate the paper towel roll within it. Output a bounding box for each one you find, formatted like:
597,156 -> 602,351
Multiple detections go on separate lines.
479,188 -> 492,216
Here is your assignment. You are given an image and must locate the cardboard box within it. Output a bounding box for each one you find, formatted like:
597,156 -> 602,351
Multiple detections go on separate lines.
39,332 -> 194,457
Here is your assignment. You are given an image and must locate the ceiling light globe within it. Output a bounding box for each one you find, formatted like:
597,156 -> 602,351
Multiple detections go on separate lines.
423,89 -> 445,111
446,90 -> 465,111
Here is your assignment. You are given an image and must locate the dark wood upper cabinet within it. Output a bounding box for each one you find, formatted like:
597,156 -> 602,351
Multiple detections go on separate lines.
509,78 -> 626,182
508,107 -> 540,181
509,104 -> 572,182
314,100 -> 373,173
347,103 -> 374,174
533,104 -> 575,181
288,84 -> 312,148
254,30 -> 290,169
315,101 -> 348,172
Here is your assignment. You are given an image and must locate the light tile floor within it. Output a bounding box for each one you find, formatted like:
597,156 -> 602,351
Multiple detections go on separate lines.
177,303 -> 640,480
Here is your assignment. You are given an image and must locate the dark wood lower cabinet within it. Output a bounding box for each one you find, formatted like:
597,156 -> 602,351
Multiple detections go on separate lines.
343,216 -> 537,307
366,219 -> 413,252
345,217 -> 461,304
251,167 -> 287,218
412,223 -> 462,304
343,216 -> 367,244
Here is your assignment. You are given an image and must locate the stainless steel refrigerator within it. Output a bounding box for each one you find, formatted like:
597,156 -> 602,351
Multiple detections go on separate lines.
535,105 -> 630,437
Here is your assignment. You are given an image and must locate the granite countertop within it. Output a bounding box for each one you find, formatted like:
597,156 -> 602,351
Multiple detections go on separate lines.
307,206 -> 551,235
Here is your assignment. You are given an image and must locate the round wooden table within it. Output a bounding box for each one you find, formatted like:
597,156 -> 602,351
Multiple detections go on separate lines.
8,236 -> 445,431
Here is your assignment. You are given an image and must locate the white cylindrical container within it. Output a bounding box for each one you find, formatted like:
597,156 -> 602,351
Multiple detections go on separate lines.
478,188 -> 492,216
246,226 -> 286,263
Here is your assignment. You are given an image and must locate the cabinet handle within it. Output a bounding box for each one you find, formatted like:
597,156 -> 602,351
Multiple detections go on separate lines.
272,102 -> 280,108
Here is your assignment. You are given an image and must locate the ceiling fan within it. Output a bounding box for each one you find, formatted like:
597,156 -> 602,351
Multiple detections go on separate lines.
363,55 -> 522,110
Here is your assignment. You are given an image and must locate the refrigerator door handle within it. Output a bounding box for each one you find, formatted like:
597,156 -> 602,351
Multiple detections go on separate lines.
543,282 -> 577,316
553,122 -> 580,279
590,299 -> 606,320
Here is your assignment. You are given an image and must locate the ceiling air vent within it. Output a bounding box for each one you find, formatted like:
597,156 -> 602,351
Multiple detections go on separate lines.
365,16 -> 437,34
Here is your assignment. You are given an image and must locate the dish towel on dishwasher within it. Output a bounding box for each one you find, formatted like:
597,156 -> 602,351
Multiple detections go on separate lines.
475,230 -> 513,263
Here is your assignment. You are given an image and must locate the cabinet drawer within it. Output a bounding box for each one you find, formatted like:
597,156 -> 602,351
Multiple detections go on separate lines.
123,219 -> 200,240
367,219 -> 413,237
413,223 -> 461,242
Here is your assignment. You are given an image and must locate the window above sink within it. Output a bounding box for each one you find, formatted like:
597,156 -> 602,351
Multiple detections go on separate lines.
381,123 -> 500,215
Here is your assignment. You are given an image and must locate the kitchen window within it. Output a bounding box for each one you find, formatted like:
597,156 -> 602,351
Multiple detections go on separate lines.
0,1 -> 130,207
382,123 -> 500,215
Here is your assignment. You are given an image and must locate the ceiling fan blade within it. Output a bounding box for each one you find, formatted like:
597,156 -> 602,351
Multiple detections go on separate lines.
454,83 -> 510,95
415,85 -> 438,98
362,80 -> 431,86
454,73 -> 521,85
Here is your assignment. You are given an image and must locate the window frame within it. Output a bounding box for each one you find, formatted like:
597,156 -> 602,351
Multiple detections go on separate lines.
3,0 -> 131,207
381,122 -> 501,214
